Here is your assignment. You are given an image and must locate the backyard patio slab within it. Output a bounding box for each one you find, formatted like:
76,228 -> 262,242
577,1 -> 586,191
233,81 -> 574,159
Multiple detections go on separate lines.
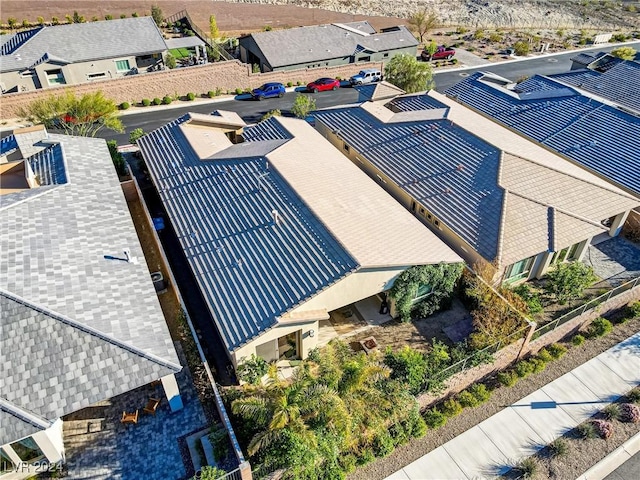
583,237 -> 640,286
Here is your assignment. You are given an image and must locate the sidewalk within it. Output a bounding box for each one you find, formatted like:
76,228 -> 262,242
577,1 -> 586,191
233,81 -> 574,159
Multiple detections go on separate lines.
387,332 -> 640,479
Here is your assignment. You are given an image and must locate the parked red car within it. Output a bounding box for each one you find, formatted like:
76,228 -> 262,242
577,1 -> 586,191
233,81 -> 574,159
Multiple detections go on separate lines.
306,77 -> 340,93
421,46 -> 456,61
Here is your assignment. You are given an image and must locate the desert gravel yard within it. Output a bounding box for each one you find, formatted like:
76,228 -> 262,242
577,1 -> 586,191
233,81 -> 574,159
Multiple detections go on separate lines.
348,314 -> 640,480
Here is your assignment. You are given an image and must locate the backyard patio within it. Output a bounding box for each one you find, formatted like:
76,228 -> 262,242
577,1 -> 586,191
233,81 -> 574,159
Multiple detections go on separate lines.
63,343 -> 208,480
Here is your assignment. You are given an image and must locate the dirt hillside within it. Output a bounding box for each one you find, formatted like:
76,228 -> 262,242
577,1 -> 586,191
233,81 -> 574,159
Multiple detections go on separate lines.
1,0 -> 638,34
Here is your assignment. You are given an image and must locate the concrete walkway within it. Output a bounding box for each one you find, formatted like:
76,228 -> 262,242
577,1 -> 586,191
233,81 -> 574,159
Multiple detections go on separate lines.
387,332 -> 640,479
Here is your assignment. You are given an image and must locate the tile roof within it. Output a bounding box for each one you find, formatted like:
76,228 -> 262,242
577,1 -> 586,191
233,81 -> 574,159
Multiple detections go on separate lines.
313,94 -> 639,267
138,113 -> 461,351
0,291 -> 178,445
549,60 -> 640,113
138,115 -> 358,351
0,17 -> 166,72
242,23 -> 417,68
446,72 -> 640,196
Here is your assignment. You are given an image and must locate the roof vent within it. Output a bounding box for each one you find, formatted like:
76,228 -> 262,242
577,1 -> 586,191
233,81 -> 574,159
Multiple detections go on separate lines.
444,187 -> 452,194
123,248 -> 138,264
456,164 -> 465,172
272,209 -> 283,225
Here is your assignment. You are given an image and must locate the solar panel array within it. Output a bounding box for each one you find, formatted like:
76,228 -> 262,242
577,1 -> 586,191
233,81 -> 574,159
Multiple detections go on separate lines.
446,73 -> 640,195
138,115 -> 358,351
312,107 -> 504,260
27,143 -> 67,185
549,61 -> 640,113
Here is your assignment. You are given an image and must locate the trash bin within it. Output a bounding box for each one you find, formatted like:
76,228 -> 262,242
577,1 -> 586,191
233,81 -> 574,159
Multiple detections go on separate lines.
151,272 -> 167,293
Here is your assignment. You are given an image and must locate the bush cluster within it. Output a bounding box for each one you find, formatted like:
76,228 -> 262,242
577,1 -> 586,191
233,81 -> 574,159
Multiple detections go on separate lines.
119,101 -> 130,110
572,334 -> 585,346
186,92 -> 196,101
424,409 -> 447,429
141,98 -> 151,106
457,384 -> 491,407
162,96 -> 172,105
547,343 -> 567,359
620,403 -> 640,423
440,398 -> 463,418
587,317 -> 613,338
153,97 -> 162,105
498,370 -> 519,387
591,419 -> 614,439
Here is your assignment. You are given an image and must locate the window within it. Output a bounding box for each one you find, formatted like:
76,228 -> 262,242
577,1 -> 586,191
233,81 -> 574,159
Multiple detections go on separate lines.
87,72 -> 107,80
551,242 -> 581,266
10,438 -> 43,462
504,255 -> 536,283
566,242 -> 580,261
383,53 -> 389,58
1,448 -> 15,473
358,56 -> 371,62
414,283 -> 432,300
45,69 -> 66,85
115,59 -> 131,71
343,143 -> 350,153
419,207 -> 425,214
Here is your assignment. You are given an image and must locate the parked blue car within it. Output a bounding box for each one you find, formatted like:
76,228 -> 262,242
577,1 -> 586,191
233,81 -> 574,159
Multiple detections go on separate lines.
251,82 -> 286,100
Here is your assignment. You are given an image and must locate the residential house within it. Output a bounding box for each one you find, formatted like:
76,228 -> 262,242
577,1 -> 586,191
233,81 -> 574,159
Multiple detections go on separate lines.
0,17 -> 167,93
0,126 -> 182,473
312,91 -> 639,284
445,72 -> 640,197
238,22 -> 417,72
137,111 -> 461,367
550,54 -> 640,115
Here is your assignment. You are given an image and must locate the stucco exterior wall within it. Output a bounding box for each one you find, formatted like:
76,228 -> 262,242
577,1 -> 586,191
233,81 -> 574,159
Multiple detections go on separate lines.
290,267 -> 404,315
1,60 -> 384,119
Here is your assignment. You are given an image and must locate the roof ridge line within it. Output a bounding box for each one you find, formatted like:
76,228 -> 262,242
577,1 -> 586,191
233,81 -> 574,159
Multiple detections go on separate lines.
0,288 -> 181,372
504,150 -> 639,201
495,151 -> 509,266
0,397 -> 52,431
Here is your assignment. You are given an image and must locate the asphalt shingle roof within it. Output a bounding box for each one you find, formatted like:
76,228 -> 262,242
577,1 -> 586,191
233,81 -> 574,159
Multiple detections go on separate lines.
0,17 -> 166,72
446,72 -> 640,196
0,128 -> 181,445
243,23 -> 417,68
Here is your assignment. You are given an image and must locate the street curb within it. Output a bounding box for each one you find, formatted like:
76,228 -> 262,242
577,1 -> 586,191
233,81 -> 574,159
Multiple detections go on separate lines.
576,430 -> 640,480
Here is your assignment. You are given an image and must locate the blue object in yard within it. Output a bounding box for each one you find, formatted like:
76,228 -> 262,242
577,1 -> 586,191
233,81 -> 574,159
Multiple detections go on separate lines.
153,217 -> 165,231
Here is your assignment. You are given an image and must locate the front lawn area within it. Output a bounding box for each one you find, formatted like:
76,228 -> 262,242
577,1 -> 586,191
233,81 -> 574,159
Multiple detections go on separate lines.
169,47 -> 193,59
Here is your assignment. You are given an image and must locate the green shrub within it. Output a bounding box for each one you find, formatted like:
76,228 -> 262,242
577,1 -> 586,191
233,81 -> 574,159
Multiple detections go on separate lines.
236,354 -> 268,385
141,98 -> 151,106
356,448 -> 375,466
469,383 -> 491,403
577,422 -> 597,439
119,101 -> 130,110
548,438 -> 568,458
512,284 -> 543,315
627,388 -> 640,404
456,26 -> 468,34
587,317 -> 613,338
234,87 -> 243,95
572,334 -> 586,346
602,404 -> 621,421
513,41 -> 531,56
489,32 -> 503,43
424,409 -> 447,429
372,430 -> 395,458
384,346 -> 427,395
286,81 -> 293,87
536,348 -> 554,363
339,454 -> 357,474
544,262 -> 597,305
530,357 -> 546,373
512,457 -> 537,478
153,97 -> 162,105
199,466 -> 228,480
624,301 -> 640,320
547,343 -> 567,359
515,360 -> 535,378
457,390 -> 477,408
440,398 -> 463,418
186,92 -> 196,101
162,96 -> 172,105
129,128 -> 145,145
208,426 -> 229,462
107,140 -> 126,176
497,370 -> 519,387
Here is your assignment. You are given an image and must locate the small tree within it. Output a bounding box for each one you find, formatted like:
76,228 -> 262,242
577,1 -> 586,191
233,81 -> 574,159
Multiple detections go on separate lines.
513,41 -> 530,56
129,128 -> 145,145
209,14 -> 219,39
19,90 -> 124,137
291,94 -> 316,119
544,262 -> 597,305
151,4 -> 163,26
385,54 -> 435,93
51,16 -> 59,25
407,9 -> 438,44
610,46 -> 637,60
165,52 -> 176,69
7,17 -> 17,29
424,41 -> 438,59
72,11 -> 84,23
261,109 -> 281,121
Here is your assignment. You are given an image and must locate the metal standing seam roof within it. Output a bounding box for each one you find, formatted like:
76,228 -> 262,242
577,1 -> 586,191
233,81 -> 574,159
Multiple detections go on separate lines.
446,72 -> 640,196
549,60 -> 640,113
0,17 -> 167,72
312,94 -> 639,267
138,115 -> 359,352
244,23 -> 417,68
312,104 -> 506,261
